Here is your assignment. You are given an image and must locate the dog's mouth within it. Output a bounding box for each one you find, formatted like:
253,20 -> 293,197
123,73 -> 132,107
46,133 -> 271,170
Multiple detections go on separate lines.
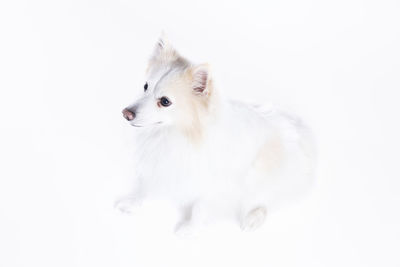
131,121 -> 162,128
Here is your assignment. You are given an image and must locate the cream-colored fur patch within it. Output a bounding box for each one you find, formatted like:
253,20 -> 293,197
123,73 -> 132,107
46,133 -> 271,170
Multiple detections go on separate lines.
252,135 -> 286,174
161,66 -> 218,143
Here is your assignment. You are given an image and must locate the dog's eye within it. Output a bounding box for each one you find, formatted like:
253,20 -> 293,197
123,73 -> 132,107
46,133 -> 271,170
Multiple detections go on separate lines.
159,97 -> 171,107
144,83 -> 148,91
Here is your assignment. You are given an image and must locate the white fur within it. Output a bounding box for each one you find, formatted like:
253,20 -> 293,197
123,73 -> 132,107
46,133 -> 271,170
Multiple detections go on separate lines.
117,36 -> 316,235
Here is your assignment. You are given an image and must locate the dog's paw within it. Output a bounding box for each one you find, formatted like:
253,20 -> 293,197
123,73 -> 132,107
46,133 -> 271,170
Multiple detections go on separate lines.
114,197 -> 142,215
174,221 -> 200,238
240,206 -> 267,232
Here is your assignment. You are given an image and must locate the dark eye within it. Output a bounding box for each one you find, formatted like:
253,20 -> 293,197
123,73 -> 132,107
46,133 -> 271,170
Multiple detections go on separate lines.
159,97 -> 171,107
144,83 -> 148,91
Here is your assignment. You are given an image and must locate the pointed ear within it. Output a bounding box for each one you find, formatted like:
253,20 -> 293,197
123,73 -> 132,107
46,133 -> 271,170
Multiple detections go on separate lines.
192,64 -> 211,95
151,33 -> 178,61
155,31 -> 169,50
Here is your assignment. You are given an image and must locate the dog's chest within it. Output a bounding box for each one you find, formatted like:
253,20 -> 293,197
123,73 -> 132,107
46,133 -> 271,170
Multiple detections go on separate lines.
134,134 -> 209,196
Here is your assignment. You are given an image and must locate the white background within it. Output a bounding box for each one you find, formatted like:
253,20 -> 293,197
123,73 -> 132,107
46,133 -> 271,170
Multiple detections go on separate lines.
1,0 -> 399,266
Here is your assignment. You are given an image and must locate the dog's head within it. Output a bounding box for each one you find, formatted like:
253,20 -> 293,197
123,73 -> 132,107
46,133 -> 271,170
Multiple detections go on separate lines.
123,35 -> 216,139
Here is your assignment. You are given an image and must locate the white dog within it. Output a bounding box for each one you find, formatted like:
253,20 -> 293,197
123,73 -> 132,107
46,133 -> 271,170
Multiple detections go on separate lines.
117,35 -> 315,235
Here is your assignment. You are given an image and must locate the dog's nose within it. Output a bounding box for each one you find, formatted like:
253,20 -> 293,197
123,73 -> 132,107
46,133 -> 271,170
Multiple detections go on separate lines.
122,108 -> 135,121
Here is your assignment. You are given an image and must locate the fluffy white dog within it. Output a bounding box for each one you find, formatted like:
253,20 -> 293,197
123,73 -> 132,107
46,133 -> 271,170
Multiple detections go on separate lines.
117,35 -> 315,235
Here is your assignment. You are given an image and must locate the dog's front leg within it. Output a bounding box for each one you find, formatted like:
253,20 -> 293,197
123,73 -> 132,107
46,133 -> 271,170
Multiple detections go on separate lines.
174,201 -> 208,237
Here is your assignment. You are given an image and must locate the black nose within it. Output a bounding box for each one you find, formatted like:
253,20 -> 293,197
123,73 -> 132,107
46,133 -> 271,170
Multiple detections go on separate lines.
122,108 -> 135,121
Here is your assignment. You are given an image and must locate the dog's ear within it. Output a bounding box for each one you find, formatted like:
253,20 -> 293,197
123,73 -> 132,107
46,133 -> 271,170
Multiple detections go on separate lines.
192,64 -> 211,96
150,33 -> 178,62
156,31 -> 169,49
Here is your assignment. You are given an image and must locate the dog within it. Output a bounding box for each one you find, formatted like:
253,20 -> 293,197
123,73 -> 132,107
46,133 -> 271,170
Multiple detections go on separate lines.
116,35 -> 316,236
